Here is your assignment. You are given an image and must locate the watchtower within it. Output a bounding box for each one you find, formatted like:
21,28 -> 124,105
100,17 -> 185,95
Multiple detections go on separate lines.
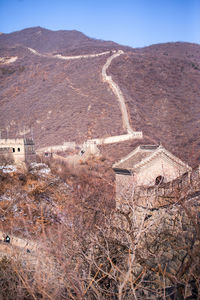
0,138 -> 36,165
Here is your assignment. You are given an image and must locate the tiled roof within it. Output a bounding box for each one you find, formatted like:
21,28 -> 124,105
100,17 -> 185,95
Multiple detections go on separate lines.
116,151 -> 152,169
140,145 -> 159,150
113,145 -> 191,172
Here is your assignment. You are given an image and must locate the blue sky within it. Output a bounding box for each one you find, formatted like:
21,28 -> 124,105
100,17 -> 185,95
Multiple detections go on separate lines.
0,0 -> 199,47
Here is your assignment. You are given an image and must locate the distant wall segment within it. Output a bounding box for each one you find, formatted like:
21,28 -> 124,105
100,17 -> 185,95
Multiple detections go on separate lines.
102,50 -> 134,134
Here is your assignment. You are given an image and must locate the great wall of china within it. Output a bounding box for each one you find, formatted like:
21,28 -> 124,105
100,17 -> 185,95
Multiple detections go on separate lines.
117,165 -> 200,210
1,48 -> 143,154
2,47 -> 199,208
1,41 -> 199,298
101,50 -> 134,134
24,47 -> 143,154
0,166 -> 199,259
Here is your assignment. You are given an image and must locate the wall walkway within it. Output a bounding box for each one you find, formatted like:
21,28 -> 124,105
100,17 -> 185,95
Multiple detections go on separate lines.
28,47 -> 143,154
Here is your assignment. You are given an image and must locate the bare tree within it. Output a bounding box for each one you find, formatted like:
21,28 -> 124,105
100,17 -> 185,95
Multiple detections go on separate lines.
0,160 -> 199,299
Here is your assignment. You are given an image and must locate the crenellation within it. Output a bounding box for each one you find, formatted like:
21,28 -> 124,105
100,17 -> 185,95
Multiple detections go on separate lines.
0,138 -> 25,145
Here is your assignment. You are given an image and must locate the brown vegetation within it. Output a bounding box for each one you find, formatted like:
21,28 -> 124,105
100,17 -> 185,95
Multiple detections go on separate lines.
0,153 -> 14,165
109,43 -> 200,167
0,28 -> 200,298
0,158 -> 199,299
0,28 -> 200,166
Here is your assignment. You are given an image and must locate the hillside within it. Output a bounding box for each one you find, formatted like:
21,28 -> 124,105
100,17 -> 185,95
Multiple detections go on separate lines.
108,42 -> 200,166
0,27 -> 200,166
0,160 -> 199,299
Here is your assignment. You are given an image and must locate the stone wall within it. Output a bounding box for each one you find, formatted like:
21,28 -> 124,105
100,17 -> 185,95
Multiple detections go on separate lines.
113,166 -> 200,297
86,132 -> 143,145
0,139 -> 25,164
117,165 -> 200,209
37,142 -> 76,154
135,154 -> 189,186
0,138 -> 36,165
24,139 -> 36,163
116,173 -> 136,203
113,195 -> 200,297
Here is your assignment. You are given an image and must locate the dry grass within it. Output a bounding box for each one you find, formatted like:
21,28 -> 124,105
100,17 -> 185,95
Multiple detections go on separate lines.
1,29 -> 200,167
0,157 -> 199,299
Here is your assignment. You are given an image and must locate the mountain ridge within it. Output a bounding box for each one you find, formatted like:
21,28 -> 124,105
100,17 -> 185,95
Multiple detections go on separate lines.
0,26 -> 127,55
0,27 -> 200,167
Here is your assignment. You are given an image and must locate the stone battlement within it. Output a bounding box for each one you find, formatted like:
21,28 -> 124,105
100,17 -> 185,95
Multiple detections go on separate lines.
117,165 -> 200,209
86,132 -> 143,146
0,138 -> 36,165
0,138 -> 25,145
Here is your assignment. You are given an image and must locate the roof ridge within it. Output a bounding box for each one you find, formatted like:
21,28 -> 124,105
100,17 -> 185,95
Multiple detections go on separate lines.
157,147 -> 191,169
113,144 -> 159,168
113,145 -> 141,167
133,147 -> 191,171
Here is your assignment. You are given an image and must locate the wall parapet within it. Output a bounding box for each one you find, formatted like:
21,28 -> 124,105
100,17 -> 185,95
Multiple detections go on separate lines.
118,166 -> 200,209
0,138 -> 24,145
86,132 -> 143,146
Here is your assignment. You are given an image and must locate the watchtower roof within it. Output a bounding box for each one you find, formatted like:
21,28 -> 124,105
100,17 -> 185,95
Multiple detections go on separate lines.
140,145 -> 159,150
113,144 -> 191,172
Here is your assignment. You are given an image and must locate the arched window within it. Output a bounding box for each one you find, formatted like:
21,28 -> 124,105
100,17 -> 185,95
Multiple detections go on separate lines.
80,150 -> 85,156
13,148 -> 15,153
155,175 -> 164,185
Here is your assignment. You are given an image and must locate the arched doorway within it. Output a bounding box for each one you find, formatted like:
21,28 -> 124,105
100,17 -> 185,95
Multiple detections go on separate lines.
155,175 -> 164,185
